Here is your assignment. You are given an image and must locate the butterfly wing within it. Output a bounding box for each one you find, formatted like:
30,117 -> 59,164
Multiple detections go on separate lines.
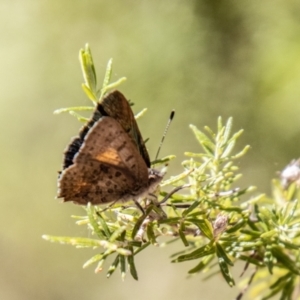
60,90 -> 151,172
61,107 -> 103,170
57,117 -> 149,205
100,91 -> 151,167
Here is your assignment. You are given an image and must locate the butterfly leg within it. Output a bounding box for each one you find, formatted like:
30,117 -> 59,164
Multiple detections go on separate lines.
96,199 -> 120,214
159,184 -> 191,204
133,199 -> 145,214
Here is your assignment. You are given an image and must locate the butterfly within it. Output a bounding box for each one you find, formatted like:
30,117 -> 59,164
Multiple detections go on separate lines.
57,90 -> 164,205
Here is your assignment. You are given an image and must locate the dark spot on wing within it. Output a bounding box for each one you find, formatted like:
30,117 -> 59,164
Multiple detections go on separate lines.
117,141 -> 126,152
100,164 -> 109,173
125,155 -> 134,162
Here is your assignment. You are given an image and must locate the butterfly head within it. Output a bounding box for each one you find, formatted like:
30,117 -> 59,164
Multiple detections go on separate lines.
147,168 -> 164,193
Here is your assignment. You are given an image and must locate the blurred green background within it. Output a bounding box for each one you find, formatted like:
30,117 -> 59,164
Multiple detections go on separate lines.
2,1 -> 300,299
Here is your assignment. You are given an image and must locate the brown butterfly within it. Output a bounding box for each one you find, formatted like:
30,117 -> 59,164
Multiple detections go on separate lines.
57,90 -> 163,205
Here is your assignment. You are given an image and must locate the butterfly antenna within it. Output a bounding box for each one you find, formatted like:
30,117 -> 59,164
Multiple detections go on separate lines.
155,110 -> 175,160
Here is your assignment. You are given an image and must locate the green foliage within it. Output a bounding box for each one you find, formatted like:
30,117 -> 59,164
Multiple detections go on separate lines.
43,45 -> 300,299
53,44 -> 127,118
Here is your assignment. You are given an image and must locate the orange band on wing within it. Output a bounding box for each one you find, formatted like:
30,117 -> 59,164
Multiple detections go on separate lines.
94,148 -> 122,165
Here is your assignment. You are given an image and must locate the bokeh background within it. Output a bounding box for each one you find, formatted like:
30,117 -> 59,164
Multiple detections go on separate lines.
2,1 -> 300,299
